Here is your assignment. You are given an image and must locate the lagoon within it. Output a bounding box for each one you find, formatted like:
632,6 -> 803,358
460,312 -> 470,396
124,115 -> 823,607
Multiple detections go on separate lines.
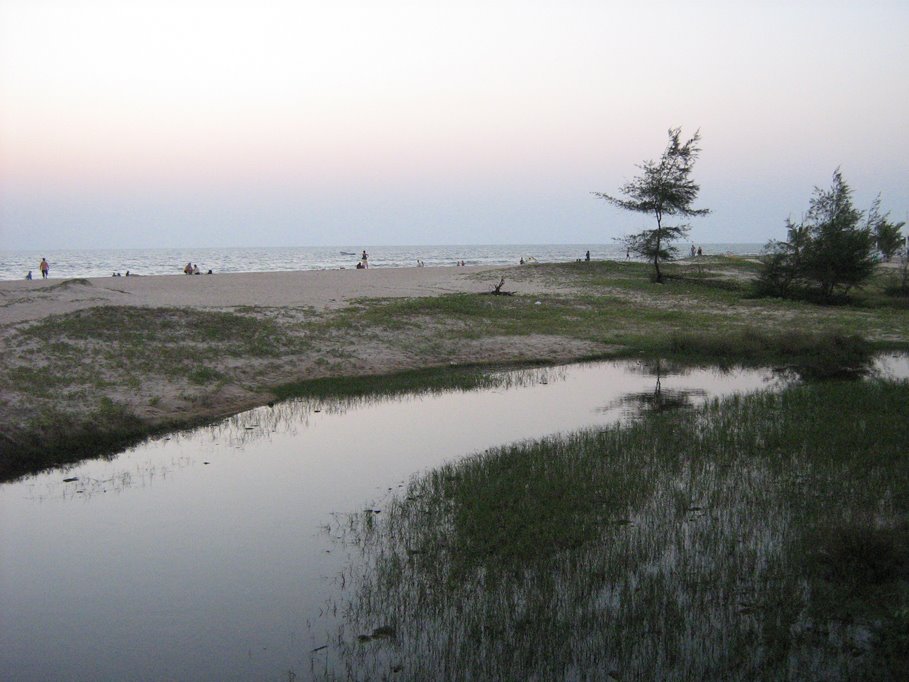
1,356 -> 906,680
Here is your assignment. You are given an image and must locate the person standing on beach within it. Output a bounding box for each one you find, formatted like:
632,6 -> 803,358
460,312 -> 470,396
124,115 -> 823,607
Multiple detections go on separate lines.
361,250 -> 368,268
39,258 -> 49,279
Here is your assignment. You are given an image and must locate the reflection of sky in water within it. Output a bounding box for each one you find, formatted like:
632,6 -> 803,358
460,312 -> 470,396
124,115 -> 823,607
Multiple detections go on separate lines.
1,357 -> 905,680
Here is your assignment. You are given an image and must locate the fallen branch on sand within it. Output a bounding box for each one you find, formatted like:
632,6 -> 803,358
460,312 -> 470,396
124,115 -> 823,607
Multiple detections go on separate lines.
482,277 -> 515,296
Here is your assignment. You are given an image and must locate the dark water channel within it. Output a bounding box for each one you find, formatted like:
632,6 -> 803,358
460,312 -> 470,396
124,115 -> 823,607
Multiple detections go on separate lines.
2,356 -> 907,680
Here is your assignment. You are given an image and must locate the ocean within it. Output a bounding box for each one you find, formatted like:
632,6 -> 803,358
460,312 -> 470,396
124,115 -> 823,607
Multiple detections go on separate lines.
0,243 -> 764,281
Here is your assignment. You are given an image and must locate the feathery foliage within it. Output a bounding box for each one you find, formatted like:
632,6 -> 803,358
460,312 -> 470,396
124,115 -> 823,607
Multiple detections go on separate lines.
594,127 -> 710,283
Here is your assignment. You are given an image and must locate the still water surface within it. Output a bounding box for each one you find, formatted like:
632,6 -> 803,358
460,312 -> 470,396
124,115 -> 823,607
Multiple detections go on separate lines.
1,357 -> 906,680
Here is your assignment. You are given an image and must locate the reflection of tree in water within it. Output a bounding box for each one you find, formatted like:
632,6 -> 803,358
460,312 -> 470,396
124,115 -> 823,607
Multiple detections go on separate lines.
609,358 -> 708,418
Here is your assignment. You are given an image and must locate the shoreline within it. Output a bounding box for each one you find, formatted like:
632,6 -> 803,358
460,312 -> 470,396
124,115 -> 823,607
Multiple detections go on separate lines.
0,264 -> 515,325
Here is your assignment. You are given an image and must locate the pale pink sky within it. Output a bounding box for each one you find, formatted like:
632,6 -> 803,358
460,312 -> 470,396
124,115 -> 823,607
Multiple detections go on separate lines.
1,0 -> 907,248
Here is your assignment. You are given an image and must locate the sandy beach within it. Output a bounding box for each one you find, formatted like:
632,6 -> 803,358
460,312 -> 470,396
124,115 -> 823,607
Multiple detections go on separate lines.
0,265 -> 523,325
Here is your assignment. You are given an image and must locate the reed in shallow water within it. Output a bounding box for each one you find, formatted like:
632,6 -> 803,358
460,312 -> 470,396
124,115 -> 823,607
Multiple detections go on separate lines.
326,379 -> 909,680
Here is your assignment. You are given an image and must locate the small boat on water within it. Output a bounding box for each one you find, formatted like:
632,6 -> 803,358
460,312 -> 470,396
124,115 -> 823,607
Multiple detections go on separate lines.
340,251 -> 356,255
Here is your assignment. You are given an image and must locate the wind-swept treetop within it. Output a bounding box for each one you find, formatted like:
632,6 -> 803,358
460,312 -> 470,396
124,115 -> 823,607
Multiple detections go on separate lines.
594,127 -> 710,283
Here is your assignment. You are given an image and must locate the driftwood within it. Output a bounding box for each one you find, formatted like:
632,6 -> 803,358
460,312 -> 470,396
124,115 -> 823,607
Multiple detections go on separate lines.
482,276 -> 515,296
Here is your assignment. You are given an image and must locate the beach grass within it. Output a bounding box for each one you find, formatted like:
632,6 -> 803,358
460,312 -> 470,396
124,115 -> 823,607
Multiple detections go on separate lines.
327,378 -> 909,680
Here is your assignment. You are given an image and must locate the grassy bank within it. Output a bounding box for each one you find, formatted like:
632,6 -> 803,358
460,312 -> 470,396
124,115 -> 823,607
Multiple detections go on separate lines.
1,258 -> 908,480
328,379 -> 909,680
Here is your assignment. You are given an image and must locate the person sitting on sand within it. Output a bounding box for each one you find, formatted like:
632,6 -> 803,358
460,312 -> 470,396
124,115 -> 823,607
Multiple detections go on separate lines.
25,270 -> 32,280
184,262 -> 193,275
193,264 -> 200,275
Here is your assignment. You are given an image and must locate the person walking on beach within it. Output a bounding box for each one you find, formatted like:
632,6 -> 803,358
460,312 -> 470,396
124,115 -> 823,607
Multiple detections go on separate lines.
39,258 -> 49,279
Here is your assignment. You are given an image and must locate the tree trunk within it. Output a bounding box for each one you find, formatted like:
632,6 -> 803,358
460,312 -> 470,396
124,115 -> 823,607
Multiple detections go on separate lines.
654,222 -> 663,283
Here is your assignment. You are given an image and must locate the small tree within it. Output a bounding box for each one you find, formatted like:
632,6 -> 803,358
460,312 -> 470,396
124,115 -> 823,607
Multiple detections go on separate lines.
758,169 -> 878,301
594,127 -> 710,283
801,169 -> 876,298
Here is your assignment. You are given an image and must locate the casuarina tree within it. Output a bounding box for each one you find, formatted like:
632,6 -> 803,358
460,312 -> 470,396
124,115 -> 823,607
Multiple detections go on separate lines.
758,169 -> 879,301
594,127 -> 710,283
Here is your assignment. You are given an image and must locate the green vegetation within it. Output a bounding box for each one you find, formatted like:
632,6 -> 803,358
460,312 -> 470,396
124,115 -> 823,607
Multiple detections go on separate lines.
274,364 -> 512,402
757,170 -> 896,301
1,398 -> 151,481
330,379 -> 909,680
668,330 -> 873,379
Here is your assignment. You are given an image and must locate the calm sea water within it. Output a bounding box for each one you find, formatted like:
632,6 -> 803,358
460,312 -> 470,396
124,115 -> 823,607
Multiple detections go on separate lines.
0,243 -> 763,281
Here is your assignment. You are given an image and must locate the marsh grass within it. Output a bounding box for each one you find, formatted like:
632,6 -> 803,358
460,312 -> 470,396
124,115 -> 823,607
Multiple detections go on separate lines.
669,330 -> 874,378
273,363 -> 554,402
328,380 -> 909,680
0,398 -> 151,480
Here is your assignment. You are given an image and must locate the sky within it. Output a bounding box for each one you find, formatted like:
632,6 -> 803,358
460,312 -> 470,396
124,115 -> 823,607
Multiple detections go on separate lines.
1,0 -> 907,250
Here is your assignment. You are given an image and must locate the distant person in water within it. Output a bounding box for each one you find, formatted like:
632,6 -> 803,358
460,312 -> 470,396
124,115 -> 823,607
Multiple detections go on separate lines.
39,258 -> 49,279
